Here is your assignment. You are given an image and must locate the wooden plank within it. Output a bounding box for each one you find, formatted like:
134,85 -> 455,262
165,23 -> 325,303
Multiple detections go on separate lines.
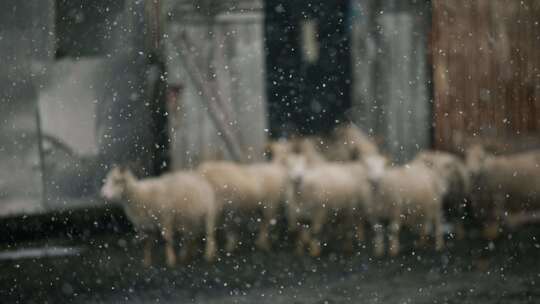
165,8 -> 266,168
432,0 -> 540,153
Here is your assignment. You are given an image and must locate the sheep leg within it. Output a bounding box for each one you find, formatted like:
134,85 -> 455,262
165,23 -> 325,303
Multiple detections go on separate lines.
162,219 -> 177,267
355,220 -> 366,243
454,222 -> 466,241
417,219 -> 430,248
388,218 -> 401,257
483,223 -> 500,241
178,233 -> 188,262
483,194 -> 504,240
255,206 -> 275,251
309,208 -> 327,257
204,211 -> 217,262
286,202 -> 299,234
177,223 -> 197,264
225,231 -> 238,253
342,210 -> 355,255
224,209 -> 240,253
454,201 -> 467,240
434,209 -> 444,251
143,234 -> 153,267
179,230 -> 196,263
286,203 -> 303,254
373,222 -> 385,257
285,184 -> 297,232
295,226 -> 310,256
506,211 -> 540,228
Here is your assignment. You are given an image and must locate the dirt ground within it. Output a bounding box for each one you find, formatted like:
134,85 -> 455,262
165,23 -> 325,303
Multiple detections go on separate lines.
1,226 -> 539,304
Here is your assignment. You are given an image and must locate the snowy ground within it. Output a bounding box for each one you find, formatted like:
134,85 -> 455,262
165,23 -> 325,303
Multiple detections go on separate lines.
1,226 -> 539,304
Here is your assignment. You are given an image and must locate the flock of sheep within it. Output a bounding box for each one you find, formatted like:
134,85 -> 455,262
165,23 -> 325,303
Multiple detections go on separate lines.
100,122 -> 540,267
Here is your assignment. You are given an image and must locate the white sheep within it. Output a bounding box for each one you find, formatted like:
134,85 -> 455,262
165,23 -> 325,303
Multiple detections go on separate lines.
197,151 -> 289,252
291,122 -> 380,163
327,122 -> 381,160
100,166 -> 218,267
412,150 -> 471,239
289,137 -> 328,165
466,145 -> 540,239
289,137 -> 386,180
371,161 -> 448,257
264,139 -> 294,163
283,149 -> 376,257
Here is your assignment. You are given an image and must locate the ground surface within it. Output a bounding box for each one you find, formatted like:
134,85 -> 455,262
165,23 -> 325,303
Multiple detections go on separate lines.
1,227 -> 539,304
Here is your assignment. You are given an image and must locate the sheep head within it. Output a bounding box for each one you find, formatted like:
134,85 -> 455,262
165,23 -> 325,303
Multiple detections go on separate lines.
414,151 -> 471,196
101,166 -> 135,202
465,144 -> 488,176
362,154 -> 388,181
284,153 -> 308,184
292,138 -> 326,164
264,140 -> 291,164
330,122 -> 380,158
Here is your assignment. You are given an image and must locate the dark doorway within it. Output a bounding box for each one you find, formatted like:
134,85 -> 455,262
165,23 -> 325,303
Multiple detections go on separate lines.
264,0 -> 352,137
55,0 -> 126,58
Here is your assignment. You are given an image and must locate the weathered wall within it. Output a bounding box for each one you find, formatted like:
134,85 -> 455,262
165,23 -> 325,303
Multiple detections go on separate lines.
0,0 -> 165,216
165,1 -> 267,168
0,0 -> 55,215
350,0 -> 432,162
432,0 -> 540,154
36,0 -> 162,207
38,59 -> 104,156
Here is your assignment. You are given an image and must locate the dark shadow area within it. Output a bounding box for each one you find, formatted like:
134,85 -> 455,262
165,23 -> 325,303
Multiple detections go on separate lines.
55,0 -> 126,58
265,0 -> 352,137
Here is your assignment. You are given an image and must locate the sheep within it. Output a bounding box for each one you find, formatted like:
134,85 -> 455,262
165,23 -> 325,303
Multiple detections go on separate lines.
266,134 -> 385,256
327,122 -> 381,160
371,160 -> 448,257
100,166 -> 218,267
289,136 -> 386,180
197,151 -> 289,252
264,139 -> 293,163
283,148 -> 376,257
291,122 -> 380,163
289,137 -> 327,165
465,145 -> 540,239
412,150 -> 471,239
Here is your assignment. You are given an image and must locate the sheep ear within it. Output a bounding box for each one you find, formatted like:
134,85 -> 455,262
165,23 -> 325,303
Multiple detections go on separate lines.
110,163 -> 122,171
263,143 -> 274,160
290,139 -> 302,154
117,163 -> 132,174
117,165 -> 127,173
